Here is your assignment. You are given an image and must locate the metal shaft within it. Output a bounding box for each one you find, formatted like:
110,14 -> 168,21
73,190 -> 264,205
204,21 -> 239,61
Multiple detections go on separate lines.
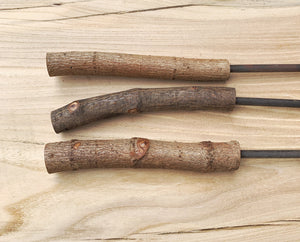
236,97 -> 300,108
231,64 -> 300,72
241,150 -> 300,158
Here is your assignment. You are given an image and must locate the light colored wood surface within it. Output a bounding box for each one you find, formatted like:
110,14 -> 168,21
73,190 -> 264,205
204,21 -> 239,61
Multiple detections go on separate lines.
1,0 -> 300,241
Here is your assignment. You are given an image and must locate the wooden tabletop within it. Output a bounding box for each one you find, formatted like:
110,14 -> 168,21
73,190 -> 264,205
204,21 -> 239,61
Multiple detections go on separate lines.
1,1 -> 300,241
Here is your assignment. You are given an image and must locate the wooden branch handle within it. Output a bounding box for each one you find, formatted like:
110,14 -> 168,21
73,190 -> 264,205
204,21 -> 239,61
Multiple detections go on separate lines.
46,52 -> 230,81
44,138 -> 241,174
51,86 -> 236,133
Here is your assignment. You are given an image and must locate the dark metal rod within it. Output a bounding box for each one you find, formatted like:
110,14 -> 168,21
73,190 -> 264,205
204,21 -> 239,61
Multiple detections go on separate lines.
230,64 -> 300,72
241,150 -> 300,158
236,97 -> 300,108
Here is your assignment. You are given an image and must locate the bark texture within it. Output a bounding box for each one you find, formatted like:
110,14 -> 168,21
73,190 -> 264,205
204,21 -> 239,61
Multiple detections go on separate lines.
46,52 -> 230,81
44,138 -> 241,174
51,86 -> 236,133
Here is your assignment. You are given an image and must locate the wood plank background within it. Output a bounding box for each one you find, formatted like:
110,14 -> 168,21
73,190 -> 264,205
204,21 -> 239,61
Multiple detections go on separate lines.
0,0 -> 300,241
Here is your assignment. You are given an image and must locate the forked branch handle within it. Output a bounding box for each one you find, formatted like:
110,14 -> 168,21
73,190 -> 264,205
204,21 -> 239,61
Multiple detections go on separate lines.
46,52 -> 230,81
51,86 -> 236,133
44,138 -> 241,174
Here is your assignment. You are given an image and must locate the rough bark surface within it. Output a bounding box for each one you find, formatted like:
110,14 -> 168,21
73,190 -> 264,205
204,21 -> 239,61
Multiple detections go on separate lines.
51,86 -> 236,133
46,51 -> 230,81
44,138 -> 241,174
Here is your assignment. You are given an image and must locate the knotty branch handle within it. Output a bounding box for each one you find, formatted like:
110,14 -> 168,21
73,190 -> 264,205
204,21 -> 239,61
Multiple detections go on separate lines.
51,86 -> 236,133
46,52 -> 230,81
44,138 -> 241,174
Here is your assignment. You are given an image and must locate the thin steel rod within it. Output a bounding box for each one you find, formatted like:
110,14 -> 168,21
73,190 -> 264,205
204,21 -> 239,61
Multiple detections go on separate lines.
241,150 -> 300,158
236,97 -> 300,108
230,64 -> 300,72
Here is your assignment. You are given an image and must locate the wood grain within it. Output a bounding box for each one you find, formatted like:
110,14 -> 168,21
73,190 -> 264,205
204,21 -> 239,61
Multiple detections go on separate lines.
0,0 -> 300,241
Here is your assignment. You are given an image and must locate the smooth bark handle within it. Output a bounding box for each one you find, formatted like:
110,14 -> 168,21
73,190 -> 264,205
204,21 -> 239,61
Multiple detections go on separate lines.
44,138 -> 241,174
51,86 -> 236,133
46,52 -> 230,81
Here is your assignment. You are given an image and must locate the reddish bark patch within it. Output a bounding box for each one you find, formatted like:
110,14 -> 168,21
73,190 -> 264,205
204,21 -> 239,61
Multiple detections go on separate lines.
73,142 -> 81,150
68,101 -> 79,113
130,138 -> 150,161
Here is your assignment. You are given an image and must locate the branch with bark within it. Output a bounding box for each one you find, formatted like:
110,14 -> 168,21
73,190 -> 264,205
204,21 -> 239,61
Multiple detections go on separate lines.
51,86 -> 236,133
46,51 -> 230,81
44,138 -> 241,174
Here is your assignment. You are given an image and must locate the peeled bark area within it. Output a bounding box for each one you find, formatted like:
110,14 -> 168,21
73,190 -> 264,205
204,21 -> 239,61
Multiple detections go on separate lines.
44,138 -> 241,174
51,86 -> 236,133
47,51 -> 230,81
